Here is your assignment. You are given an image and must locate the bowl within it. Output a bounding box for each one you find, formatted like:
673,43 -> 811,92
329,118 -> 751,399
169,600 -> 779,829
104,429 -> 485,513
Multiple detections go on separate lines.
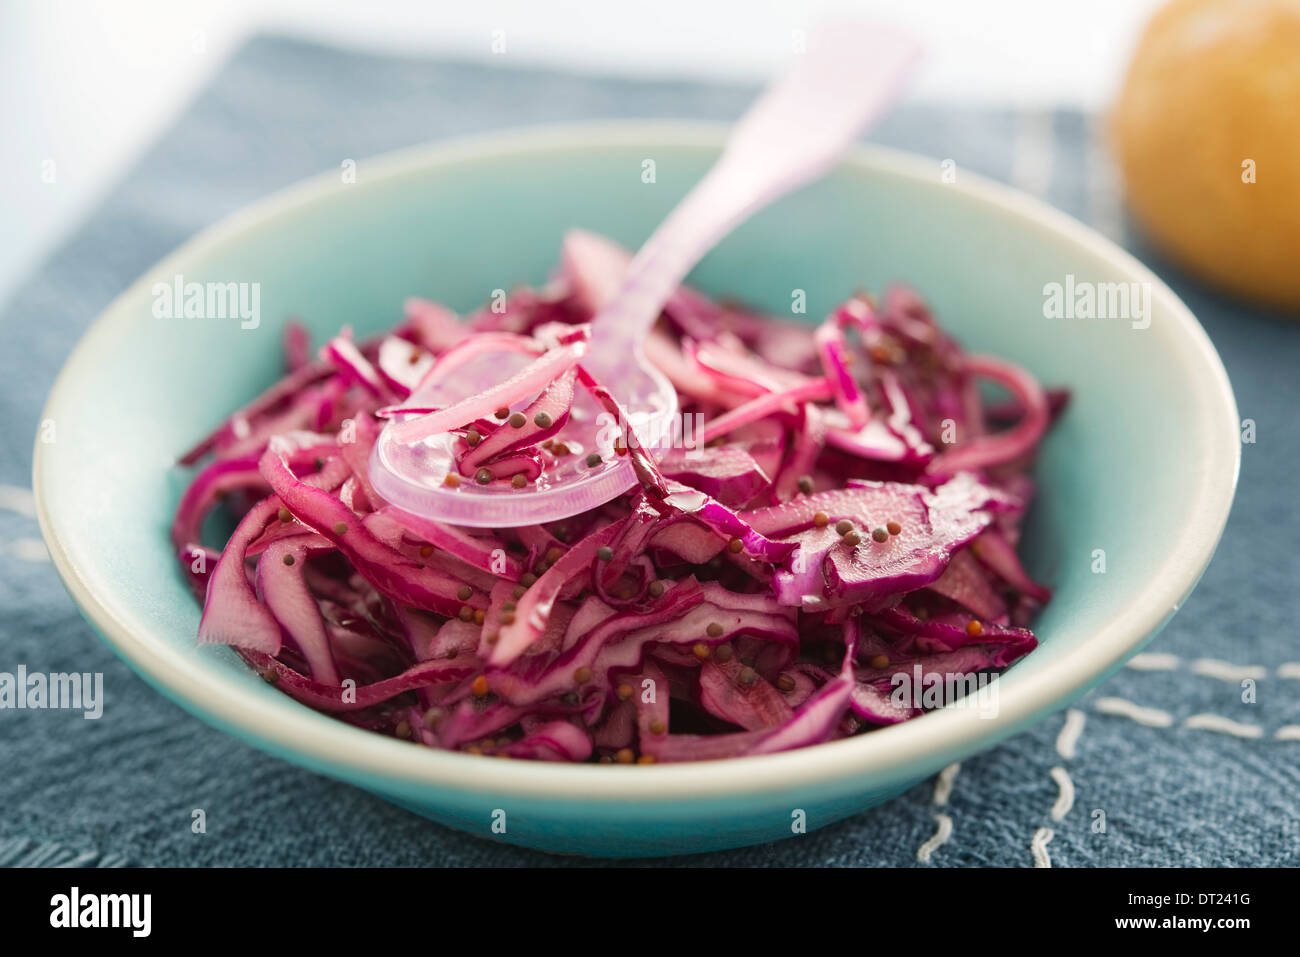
34,122 -> 1239,857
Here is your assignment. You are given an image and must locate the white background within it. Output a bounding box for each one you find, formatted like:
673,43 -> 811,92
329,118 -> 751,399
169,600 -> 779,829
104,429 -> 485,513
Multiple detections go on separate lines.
0,0 -> 1166,307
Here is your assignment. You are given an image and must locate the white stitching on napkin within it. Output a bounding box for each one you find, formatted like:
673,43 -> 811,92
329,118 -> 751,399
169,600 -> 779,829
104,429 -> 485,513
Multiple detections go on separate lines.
1126,652 -> 1283,680
1126,652 -> 1181,671
1190,658 -> 1268,682
6,538 -> 50,563
0,483 -> 48,563
932,762 -> 961,806
916,763 -> 962,862
916,813 -> 953,864
1028,713 -> 1082,870
1055,708 -> 1086,759
1094,697 -> 1174,727
0,485 -> 36,518
1049,766 -> 1075,821
0,836 -> 127,868
1182,714 -> 1263,739
1031,827 -> 1054,868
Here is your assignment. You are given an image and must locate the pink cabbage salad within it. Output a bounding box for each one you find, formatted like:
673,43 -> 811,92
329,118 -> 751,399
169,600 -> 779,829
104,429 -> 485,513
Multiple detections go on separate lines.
173,231 -> 1065,764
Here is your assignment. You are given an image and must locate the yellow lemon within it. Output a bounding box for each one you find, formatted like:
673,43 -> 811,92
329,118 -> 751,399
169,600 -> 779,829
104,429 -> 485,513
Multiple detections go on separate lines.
1112,0 -> 1300,310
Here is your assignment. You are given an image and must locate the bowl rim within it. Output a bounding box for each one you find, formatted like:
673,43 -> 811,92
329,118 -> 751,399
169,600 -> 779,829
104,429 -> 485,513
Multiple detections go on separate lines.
34,119 -> 1240,803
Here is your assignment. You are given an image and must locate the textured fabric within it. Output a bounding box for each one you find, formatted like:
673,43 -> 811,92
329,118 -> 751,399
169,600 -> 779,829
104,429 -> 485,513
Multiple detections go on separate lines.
1,36 -> 1296,867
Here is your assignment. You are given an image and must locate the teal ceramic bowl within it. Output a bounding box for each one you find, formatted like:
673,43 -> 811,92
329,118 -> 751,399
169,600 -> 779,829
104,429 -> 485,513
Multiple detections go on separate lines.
34,122 -> 1238,857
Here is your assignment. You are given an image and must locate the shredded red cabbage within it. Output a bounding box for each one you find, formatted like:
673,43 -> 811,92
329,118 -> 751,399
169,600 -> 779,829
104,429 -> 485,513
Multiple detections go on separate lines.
174,231 -> 1064,763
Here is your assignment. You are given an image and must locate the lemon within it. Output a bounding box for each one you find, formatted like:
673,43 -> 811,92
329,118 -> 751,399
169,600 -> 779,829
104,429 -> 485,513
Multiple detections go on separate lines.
1112,0 -> 1300,310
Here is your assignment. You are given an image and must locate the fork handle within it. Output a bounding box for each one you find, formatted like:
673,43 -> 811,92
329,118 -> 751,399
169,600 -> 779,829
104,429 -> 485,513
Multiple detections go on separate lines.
585,21 -> 921,369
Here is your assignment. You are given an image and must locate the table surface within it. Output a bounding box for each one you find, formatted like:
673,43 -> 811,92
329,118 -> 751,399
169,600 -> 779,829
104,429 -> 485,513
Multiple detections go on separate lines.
0,33 -> 1296,868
